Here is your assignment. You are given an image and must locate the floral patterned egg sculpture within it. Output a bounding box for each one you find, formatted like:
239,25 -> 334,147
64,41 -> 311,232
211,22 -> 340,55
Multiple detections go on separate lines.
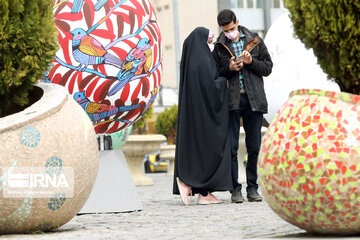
49,0 -> 162,134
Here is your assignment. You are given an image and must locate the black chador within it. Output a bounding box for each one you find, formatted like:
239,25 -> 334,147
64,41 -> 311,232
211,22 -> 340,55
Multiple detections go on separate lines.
173,27 -> 232,195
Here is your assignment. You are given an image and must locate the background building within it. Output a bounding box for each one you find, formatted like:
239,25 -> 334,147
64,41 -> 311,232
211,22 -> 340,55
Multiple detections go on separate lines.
153,0 -> 219,109
230,0 -> 287,37
153,0 -> 287,109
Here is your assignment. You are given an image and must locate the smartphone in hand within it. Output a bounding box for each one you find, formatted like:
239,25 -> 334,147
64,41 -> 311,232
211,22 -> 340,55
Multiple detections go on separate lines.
236,55 -> 244,62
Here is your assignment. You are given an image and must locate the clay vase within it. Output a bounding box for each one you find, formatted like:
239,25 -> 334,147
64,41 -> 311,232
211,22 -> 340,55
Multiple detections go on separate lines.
0,83 -> 98,234
258,89 -> 360,234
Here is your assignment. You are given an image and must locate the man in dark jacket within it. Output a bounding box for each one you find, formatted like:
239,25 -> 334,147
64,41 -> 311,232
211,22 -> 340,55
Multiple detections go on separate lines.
213,9 -> 273,203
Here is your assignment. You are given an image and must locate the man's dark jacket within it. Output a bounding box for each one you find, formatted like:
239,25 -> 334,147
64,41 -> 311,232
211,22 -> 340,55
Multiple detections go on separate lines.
212,26 -> 273,112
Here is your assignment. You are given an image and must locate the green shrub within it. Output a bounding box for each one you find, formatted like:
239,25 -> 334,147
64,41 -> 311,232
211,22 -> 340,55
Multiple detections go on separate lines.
283,0 -> 360,94
0,0 -> 58,117
155,104 -> 178,144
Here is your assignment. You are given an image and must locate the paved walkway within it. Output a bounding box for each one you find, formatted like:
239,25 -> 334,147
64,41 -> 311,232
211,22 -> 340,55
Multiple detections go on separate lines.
1,173 -> 360,239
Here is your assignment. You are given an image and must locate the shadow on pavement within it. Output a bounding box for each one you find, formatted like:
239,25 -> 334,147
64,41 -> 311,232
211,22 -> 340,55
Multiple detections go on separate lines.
272,232 -> 360,239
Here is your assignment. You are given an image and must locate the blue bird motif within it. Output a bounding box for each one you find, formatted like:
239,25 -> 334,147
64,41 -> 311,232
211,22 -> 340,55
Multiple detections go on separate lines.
107,38 -> 153,96
73,91 -> 140,123
70,29 -> 123,71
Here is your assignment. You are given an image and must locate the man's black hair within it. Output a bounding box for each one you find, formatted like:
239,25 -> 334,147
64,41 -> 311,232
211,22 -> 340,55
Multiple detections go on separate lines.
217,9 -> 237,26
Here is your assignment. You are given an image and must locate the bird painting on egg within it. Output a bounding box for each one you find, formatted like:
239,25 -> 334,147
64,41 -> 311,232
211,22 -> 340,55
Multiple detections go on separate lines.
48,0 -> 162,134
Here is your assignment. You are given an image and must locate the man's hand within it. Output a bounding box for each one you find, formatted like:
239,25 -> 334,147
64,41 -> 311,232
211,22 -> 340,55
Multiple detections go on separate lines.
241,51 -> 252,65
229,56 -> 244,72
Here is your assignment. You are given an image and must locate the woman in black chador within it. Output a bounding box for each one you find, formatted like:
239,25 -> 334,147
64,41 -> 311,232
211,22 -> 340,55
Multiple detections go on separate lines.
173,27 -> 232,205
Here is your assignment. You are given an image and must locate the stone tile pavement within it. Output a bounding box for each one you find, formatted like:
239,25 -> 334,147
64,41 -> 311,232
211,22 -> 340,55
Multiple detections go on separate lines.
1,172 -> 360,239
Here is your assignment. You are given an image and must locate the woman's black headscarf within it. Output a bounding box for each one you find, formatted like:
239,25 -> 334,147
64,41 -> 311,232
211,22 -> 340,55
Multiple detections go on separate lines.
173,27 -> 232,194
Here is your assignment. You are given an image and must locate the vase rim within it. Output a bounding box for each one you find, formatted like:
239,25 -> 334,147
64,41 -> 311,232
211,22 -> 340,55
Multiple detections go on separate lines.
290,89 -> 360,105
0,83 -> 67,133
127,134 -> 167,142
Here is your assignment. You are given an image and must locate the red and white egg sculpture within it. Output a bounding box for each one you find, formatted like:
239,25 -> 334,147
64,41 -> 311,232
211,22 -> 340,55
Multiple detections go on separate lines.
49,0 -> 162,134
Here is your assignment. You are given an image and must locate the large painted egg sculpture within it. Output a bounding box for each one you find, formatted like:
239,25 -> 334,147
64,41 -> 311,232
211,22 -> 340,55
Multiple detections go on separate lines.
263,13 -> 339,124
49,0 -> 162,134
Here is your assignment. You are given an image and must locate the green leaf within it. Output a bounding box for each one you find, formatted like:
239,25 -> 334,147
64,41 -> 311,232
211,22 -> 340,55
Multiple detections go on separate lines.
0,0 -> 58,117
283,0 -> 360,94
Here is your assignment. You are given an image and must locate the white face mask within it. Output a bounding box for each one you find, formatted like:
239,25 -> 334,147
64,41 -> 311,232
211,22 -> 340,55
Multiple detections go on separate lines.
207,30 -> 215,52
208,43 -> 214,52
224,29 -> 239,40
